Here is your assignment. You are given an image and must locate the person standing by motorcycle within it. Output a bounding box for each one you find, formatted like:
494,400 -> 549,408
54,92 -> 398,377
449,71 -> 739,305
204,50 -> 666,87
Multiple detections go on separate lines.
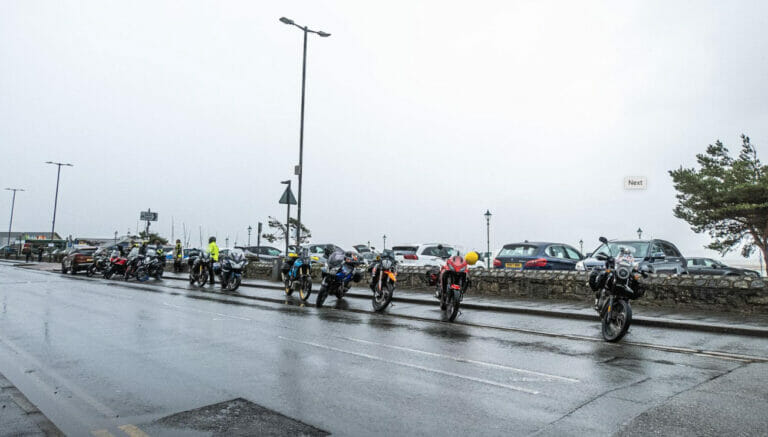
173,239 -> 183,273
207,237 -> 219,285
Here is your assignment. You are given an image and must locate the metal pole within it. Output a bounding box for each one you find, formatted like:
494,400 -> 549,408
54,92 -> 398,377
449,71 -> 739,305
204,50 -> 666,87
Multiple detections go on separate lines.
248,226 -> 252,247
51,165 -> 61,240
486,216 -> 490,268
296,28 -> 308,249
257,222 -> 262,256
6,189 -> 19,248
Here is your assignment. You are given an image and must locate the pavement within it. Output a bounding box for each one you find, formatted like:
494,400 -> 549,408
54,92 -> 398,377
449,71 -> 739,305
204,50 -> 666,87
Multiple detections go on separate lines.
1,262 -> 768,436
1,372 -> 63,436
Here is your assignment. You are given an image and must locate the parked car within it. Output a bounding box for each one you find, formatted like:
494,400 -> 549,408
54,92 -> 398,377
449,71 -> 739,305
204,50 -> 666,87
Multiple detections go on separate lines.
305,243 -> 346,264
686,257 -> 760,277
493,242 -> 583,271
237,245 -> 283,261
576,239 -> 687,274
61,246 -> 98,274
392,243 -> 459,267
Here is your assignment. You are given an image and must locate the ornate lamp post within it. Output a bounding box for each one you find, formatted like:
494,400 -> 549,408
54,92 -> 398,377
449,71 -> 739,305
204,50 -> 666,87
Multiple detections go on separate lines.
484,210 -> 492,267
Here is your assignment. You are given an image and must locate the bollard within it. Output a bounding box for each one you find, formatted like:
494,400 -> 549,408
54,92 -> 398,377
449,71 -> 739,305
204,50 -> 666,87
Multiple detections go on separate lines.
271,258 -> 283,282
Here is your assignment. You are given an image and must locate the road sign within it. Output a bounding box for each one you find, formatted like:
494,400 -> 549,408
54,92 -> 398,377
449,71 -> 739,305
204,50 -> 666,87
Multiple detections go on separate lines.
140,211 -> 159,221
279,187 -> 297,205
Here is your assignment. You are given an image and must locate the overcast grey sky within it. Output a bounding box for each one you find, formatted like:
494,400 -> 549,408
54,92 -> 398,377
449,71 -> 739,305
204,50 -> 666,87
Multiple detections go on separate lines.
2,0 -> 767,260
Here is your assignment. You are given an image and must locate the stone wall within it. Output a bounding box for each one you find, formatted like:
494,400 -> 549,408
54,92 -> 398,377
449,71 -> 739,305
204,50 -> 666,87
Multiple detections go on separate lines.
236,262 -> 768,313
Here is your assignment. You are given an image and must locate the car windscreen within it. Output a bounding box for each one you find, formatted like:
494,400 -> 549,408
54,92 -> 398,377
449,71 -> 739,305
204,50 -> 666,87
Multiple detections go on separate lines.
498,244 -> 539,257
598,242 -> 650,258
392,246 -> 417,255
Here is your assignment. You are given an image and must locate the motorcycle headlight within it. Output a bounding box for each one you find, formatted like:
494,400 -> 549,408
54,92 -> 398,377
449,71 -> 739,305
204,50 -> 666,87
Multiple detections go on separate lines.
617,266 -> 632,280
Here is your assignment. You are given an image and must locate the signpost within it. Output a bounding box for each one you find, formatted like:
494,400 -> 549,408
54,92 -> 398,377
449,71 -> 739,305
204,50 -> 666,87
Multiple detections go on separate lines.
140,209 -> 158,238
279,181 -> 297,255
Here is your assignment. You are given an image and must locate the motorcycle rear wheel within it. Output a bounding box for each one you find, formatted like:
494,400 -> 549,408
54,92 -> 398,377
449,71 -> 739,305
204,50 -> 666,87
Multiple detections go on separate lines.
601,299 -> 632,342
104,267 -> 113,280
86,264 -> 96,277
299,276 -> 312,301
136,267 -> 149,282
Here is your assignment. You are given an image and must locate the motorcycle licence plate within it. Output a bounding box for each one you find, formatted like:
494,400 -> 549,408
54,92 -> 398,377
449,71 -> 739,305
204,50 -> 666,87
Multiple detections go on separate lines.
505,263 -> 522,269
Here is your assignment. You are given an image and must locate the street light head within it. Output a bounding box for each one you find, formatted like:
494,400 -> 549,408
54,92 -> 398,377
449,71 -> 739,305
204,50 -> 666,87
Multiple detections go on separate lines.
484,209 -> 492,218
317,31 -> 331,37
279,17 -> 294,25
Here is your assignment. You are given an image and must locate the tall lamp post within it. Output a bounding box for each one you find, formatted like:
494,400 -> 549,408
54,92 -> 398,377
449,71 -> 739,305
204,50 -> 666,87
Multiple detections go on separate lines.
484,210 -> 492,268
579,239 -> 584,255
279,16 -> 331,249
45,161 -> 73,241
383,234 -> 387,250
247,225 -> 252,247
637,228 -> 643,239
114,231 -> 118,244
5,188 -> 24,251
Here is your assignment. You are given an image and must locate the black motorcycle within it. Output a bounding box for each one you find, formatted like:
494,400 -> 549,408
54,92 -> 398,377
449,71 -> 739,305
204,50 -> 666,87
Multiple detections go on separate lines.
369,250 -> 397,312
189,251 -> 211,286
589,236 -> 648,342
86,250 -> 110,277
147,248 -> 166,280
220,249 -> 247,291
124,252 -> 149,282
316,249 -> 362,308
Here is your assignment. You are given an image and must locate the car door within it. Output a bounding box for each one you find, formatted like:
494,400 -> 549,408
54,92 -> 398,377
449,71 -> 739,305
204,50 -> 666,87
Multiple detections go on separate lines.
544,245 -> 570,270
563,245 -> 583,270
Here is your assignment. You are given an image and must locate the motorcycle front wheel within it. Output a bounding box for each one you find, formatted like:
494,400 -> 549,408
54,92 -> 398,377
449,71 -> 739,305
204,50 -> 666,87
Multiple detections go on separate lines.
316,283 -> 329,308
198,266 -> 208,286
282,272 -> 293,296
136,267 -> 150,282
372,280 -> 394,312
86,264 -> 96,277
602,299 -> 632,342
231,275 -> 241,292
442,288 -> 461,322
299,276 -> 312,301
104,267 -> 113,280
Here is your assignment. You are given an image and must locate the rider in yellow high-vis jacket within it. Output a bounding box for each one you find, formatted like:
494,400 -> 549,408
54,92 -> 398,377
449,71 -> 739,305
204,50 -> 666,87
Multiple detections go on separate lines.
208,237 -> 219,285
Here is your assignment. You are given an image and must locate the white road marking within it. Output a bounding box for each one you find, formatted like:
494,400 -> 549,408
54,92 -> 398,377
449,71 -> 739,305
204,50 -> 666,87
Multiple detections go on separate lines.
279,336 -> 540,395
338,336 -> 579,383
162,302 -> 252,321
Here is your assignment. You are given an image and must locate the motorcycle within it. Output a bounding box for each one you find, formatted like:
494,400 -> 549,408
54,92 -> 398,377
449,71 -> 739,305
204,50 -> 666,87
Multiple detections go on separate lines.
87,251 -> 111,277
316,249 -> 362,308
369,250 -> 397,312
124,252 -> 150,282
147,248 -> 166,280
428,246 -> 472,322
189,251 -> 211,286
281,247 -> 313,301
104,250 -> 128,280
589,236 -> 648,342
220,249 -> 247,291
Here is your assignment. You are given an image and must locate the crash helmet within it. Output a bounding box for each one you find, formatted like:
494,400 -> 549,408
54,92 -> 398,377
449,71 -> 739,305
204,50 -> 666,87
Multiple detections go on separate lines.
465,251 -> 479,265
209,236 -> 216,243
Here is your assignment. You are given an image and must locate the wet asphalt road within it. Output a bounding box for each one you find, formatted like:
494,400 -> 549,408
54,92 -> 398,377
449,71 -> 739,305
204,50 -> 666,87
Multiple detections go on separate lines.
1,264 -> 767,436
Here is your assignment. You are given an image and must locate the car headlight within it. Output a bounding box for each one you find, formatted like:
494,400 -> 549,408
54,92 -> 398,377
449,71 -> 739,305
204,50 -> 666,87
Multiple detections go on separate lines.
575,261 -> 585,271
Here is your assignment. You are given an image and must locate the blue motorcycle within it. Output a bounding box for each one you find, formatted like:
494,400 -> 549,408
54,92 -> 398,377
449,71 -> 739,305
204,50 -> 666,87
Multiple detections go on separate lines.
316,249 -> 362,308
282,248 -> 313,301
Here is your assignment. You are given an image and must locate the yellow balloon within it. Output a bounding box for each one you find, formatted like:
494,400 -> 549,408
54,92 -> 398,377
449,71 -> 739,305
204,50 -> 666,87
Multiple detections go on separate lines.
465,251 -> 479,265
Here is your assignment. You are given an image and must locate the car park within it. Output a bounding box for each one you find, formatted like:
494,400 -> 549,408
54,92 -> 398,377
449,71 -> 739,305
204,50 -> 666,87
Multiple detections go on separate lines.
61,246 -> 98,274
686,257 -> 760,277
493,242 -> 583,271
576,239 -> 687,274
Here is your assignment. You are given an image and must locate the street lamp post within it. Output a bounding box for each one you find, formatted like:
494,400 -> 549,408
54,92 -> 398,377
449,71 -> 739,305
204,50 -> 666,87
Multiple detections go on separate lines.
45,161 -> 73,241
279,16 -> 330,250
484,210 -> 492,268
5,188 -> 24,251
637,228 -> 643,239
247,225 -> 252,247
579,239 -> 584,255
383,234 -> 387,250
114,231 -> 118,244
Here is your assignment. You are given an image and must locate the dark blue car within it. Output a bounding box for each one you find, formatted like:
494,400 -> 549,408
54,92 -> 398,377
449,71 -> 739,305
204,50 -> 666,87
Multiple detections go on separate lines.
493,242 -> 584,271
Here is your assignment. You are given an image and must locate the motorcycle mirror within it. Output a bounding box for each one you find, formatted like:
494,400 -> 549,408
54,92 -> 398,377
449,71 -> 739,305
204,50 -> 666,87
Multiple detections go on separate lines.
599,236 -> 608,244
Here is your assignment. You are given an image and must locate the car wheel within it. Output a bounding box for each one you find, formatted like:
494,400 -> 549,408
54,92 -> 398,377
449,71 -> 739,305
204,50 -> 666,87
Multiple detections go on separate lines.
71,262 -> 77,274
61,262 -> 68,274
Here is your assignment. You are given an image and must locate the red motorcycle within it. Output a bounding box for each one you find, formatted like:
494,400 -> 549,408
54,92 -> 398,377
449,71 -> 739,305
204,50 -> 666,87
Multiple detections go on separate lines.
428,248 -> 473,322
104,250 -> 128,280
